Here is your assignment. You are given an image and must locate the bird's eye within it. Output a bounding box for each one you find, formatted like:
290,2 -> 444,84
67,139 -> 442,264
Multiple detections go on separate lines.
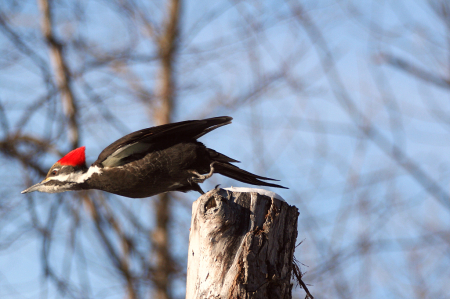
51,169 -> 58,175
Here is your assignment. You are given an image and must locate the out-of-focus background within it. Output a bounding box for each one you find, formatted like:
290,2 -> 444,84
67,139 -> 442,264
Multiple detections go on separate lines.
1,0 -> 450,298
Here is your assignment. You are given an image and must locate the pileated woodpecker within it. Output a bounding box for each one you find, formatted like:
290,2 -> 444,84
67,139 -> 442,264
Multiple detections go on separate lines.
22,116 -> 287,198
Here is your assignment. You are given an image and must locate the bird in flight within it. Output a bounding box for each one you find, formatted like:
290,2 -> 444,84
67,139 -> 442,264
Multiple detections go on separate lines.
22,116 -> 287,198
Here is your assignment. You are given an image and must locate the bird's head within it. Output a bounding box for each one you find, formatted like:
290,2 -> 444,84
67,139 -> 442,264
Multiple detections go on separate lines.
22,146 -> 88,194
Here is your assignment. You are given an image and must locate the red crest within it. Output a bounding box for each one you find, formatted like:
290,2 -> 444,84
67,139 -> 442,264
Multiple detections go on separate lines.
58,146 -> 86,166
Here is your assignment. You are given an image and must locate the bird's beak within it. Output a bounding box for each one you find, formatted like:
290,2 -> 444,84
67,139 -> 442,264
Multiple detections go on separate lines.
21,179 -> 47,194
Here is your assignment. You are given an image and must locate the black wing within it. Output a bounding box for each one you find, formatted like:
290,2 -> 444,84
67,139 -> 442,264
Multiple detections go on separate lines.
94,116 -> 232,167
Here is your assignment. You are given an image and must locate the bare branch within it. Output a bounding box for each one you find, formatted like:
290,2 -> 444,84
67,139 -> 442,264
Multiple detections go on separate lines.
38,0 -> 80,149
289,0 -> 450,211
379,53 -> 450,90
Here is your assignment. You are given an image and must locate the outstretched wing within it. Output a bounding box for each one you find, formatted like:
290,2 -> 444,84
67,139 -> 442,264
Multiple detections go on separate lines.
94,116 -> 232,167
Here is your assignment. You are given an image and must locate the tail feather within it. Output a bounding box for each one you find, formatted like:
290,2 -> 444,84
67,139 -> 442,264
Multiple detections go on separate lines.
214,162 -> 288,189
207,148 -> 239,163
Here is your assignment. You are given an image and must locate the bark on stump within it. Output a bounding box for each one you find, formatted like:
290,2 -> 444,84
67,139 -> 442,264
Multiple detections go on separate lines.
186,188 -> 299,299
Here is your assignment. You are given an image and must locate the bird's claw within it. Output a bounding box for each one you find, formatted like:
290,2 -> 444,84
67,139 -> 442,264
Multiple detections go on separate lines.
189,162 -> 217,184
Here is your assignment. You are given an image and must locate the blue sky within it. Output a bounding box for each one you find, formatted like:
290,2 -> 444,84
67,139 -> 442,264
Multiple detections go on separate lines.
1,0 -> 450,298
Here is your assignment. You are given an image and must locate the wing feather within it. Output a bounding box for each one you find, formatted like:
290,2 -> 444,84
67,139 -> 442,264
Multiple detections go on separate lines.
94,116 -> 232,167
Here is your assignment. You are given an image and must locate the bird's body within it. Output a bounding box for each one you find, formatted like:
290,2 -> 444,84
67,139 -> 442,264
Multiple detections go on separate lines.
22,117 -> 287,198
87,142 -> 221,198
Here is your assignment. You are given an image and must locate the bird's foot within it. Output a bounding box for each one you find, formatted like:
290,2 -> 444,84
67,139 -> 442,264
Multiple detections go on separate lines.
189,162 -> 217,184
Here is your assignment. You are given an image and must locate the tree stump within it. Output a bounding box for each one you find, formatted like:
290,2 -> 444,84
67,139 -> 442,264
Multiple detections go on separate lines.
186,187 -> 299,299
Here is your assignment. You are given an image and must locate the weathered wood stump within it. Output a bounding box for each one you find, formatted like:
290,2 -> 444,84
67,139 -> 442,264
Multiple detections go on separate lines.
186,187 -> 299,299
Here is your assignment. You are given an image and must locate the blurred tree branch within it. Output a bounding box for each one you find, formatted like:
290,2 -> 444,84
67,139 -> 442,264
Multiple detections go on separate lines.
38,0 -> 79,149
289,0 -> 450,211
152,0 -> 181,298
380,53 -> 450,90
